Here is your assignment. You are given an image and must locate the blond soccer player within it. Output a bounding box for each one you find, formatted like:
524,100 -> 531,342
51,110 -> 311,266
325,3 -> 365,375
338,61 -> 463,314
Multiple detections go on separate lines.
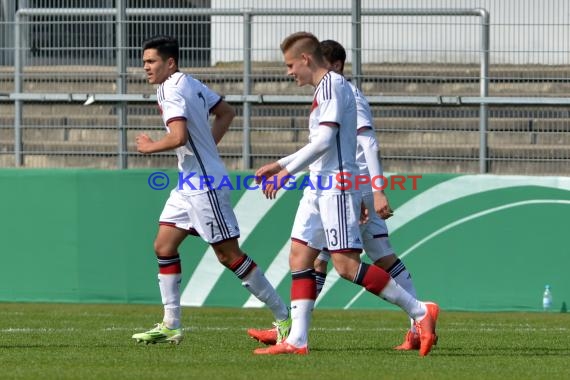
250,32 -> 439,357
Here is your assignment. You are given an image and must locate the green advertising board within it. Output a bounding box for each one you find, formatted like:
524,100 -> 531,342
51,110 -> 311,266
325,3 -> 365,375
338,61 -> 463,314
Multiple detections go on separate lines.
1,169 -> 569,312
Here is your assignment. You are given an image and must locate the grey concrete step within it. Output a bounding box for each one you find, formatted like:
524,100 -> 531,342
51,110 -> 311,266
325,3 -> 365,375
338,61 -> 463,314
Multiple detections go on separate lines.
2,63 -> 570,95
3,140 -> 560,157
4,79 -> 570,97
2,150 -> 566,175
1,118 -> 568,147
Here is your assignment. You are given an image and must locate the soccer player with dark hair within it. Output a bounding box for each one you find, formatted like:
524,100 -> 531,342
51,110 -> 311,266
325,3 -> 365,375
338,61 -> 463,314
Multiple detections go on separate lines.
132,35 -> 290,345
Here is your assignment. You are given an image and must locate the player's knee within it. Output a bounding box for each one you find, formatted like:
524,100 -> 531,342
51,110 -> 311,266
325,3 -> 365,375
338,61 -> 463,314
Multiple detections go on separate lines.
215,253 -> 235,267
337,270 -> 354,281
335,265 -> 356,281
373,254 -> 398,271
331,253 -> 360,280
212,242 -> 243,268
153,241 -> 175,257
314,259 -> 328,273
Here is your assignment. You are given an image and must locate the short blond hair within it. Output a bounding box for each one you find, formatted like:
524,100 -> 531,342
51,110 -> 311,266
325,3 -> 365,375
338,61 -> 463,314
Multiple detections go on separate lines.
280,32 -> 323,62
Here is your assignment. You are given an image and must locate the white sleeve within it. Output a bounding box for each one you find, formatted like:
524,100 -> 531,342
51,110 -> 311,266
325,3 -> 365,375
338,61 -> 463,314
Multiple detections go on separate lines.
161,84 -> 187,125
277,150 -> 300,169
357,128 -> 384,186
199,81 -> 222,111
282,124 -> 337,175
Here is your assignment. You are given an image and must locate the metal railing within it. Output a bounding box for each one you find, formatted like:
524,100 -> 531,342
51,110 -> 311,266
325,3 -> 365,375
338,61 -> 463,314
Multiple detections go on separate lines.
0,4 -> 570,173
7,6 -> 493,171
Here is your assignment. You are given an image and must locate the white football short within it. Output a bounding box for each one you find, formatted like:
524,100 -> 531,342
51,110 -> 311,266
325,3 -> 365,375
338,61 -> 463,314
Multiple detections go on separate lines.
317,191 -> 394,263
291,190 -> 363,253
159,188 -> 240,244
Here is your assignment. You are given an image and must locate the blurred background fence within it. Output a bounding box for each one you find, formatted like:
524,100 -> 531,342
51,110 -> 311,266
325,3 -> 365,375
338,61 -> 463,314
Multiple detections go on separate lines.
0,0 -> 569,174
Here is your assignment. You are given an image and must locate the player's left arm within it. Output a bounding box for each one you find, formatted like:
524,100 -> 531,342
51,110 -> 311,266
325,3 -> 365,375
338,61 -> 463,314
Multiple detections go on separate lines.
357,128 -> 393,219
210,99 -> 236,145
136,119 -> 188,154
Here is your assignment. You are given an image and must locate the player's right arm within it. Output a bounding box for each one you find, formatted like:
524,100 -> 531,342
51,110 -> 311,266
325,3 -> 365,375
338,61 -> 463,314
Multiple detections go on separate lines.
137,81 -> 190,154
279,123 -> 337,177
254,161 -> 288,200
136,120 -> 188,154
255,124 -> 336,199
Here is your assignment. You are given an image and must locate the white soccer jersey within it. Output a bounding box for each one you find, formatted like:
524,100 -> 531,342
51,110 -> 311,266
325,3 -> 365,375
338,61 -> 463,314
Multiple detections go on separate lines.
158,72 -> 228,194
308,71 -> 359,193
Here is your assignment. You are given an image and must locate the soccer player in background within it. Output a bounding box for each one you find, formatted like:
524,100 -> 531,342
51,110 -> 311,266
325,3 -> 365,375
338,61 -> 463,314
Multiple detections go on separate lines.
251,32 -> 439,356
132,35 -> 291,345
248,39 -> 428,351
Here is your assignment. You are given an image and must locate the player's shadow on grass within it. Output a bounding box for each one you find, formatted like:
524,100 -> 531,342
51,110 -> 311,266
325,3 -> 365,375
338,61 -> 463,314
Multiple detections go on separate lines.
310,346 -> 400,353
0,343 -> 128,349
0,344 -> 77,348
309,345 -> 570,357
433,347 -> 570,357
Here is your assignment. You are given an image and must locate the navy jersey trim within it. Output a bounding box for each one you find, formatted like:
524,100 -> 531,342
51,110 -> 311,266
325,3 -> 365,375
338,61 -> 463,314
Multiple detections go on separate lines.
206,189 -> 231,240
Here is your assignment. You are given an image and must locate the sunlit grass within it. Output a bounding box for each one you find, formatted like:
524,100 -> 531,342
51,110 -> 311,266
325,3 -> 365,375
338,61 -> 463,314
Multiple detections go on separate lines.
0,304 -> 569,379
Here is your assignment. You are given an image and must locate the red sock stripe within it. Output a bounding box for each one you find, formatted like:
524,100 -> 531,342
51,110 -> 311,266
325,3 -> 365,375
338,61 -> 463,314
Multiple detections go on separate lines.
159,263 -> 181,274
361,264 -> 390,295
229,255 -> 257,279
229,255 -> 246,271
291,278 -> 316,300
157,255 -> 181,274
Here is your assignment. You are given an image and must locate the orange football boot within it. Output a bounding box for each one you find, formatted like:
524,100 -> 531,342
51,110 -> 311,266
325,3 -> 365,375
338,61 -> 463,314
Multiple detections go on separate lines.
394,330 -> 421,350
253,342 -> 308,355
247,327 -> 278,345
416,302 -> 440,357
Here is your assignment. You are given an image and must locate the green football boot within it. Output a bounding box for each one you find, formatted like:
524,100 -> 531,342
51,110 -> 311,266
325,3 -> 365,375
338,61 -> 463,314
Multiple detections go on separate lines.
132,322 -> 183,345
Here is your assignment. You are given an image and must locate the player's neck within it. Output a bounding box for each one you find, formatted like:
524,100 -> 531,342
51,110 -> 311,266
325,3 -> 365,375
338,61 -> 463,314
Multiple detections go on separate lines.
312,68 -> 330,87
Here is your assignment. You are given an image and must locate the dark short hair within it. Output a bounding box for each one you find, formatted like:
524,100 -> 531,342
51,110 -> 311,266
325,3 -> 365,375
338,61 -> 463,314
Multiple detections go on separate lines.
320,39 -> 346,72
142,35 -> 179,66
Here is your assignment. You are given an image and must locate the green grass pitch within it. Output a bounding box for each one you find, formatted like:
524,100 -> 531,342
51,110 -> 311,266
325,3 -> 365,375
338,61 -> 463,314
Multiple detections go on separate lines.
1,303 -> 569,379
